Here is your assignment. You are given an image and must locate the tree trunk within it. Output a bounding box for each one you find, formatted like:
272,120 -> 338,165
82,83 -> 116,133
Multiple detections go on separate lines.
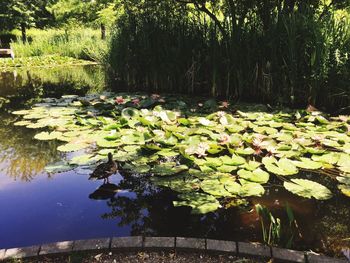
21,23 -> 27,43
101,23 -> 106,40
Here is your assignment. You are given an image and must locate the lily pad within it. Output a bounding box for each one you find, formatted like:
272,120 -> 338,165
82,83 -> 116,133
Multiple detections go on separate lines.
237,168 -> 269,184
284,179 -> 332,200
34,131 -> 63,141
45,162 -> 74,174
173,192 -> 221,214
152,163 -> 188,176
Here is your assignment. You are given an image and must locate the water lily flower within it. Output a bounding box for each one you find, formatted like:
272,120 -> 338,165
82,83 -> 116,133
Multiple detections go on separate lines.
218,133 -> 231,145
115,96 -> 124,104
217,111 -> 226,118
185,142 -> 210,157
132,98 -> 140,106
220,101 -> 229,108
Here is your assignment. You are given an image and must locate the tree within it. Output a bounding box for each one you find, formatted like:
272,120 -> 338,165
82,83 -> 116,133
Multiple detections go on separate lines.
0,0 -> 54,43
48,0 -> 118,39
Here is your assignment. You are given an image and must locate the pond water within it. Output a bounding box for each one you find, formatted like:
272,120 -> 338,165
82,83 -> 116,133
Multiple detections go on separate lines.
0,66 -> 349,258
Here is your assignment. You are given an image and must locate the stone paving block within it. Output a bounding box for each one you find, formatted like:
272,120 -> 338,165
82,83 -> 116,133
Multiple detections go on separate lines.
206,239 -> 236,253
176,237 -> 205,250
73,238 -> 110,251
307,253 -> 348,263
4,246 -> 40,259
272,247 -> 305,262
238,242 -> 271,258
144,237 -> 175,249
39,241 -> 74,255
111,236 -> 143,249
0,249 -> 5,260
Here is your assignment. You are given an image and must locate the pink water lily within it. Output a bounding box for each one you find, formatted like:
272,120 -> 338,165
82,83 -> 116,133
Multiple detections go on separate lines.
132,98 -> 140,105
115,96 -> 125,104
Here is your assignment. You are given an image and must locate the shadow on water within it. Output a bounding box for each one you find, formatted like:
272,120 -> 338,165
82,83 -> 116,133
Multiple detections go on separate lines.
0,66 -> 348,258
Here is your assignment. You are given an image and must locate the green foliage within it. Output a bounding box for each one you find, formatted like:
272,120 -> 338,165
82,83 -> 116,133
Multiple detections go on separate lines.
108,0 -> 350,112
256,204 -> 282,246
0,55 -> 96,69
9,28 -> 108,62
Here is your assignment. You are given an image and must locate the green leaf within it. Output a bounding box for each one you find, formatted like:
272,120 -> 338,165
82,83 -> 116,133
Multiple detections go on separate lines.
45,162 -> 74,174
57,142 -> 89,152
201,179 -> 233,197
34,131 -> 62,141
238,168 -> 269,184
338,184 -> 350,197
284,179 -> 332,200
152,163 -> 188,176
173,192 -> 221,214
292,158 -> 323,170
239,181 -> 265,197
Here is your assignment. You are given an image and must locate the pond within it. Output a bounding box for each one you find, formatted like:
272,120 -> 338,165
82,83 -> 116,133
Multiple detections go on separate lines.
0,65 -> 349,258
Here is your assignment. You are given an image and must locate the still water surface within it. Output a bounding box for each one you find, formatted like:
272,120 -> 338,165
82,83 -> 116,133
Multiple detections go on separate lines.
0,66 -> 349,256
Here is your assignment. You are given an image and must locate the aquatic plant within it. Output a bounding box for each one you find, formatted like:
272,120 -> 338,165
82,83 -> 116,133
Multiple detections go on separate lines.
255,203 -> 299,248
11,93 -> 350,214
255,204 -> 281,246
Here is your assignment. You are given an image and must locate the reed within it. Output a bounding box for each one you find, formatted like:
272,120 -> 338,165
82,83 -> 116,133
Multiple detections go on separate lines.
108,2 -> 350,113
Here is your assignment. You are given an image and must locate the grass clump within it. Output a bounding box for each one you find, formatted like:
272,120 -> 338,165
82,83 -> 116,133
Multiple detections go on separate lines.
10,28 -> 109,63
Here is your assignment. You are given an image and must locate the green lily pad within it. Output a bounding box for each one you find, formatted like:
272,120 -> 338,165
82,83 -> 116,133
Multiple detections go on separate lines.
284,179 -> 332,200
173,192 -> 221,214
262,157 -> 298,176
338,184 -> 350,197
292,157 -> 323,170
45,162 -> 74,174
237,168 -> 269,184
57,141 -> 90,152
312,152 -> 340,165
152,163 -> 188,176
34,131 -> 63,141
200,179 -> 233,197
238,181 -> 265,197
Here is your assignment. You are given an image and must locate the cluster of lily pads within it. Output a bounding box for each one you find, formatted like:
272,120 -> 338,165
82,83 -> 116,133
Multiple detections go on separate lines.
12,93 -> 350,214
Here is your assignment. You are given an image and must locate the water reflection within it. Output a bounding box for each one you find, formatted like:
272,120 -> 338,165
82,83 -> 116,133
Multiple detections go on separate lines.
0,65 -> 107,181
0,65 -> 106,110
0,113 -> 58,181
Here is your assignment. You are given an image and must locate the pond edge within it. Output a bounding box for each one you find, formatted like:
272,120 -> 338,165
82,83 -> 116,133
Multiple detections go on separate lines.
0,236 -> 348,263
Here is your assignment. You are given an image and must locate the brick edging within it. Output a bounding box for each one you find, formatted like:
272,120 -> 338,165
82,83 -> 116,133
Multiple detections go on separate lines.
0,237 -> 348,263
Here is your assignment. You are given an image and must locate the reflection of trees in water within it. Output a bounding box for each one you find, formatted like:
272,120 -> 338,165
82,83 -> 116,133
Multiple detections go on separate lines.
0,65 -> 106,109
95,173 -> 238,239
0,65 -> 107,181
92,173 -> 350,255
0,114 -> 58,182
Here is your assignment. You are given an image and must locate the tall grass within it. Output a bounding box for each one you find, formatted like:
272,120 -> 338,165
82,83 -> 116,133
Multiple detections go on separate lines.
10,28 -> 109,63
108,3 -> 350,113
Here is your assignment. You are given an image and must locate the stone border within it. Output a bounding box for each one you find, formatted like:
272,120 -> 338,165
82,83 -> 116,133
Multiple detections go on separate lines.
0,237 -> 348,263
